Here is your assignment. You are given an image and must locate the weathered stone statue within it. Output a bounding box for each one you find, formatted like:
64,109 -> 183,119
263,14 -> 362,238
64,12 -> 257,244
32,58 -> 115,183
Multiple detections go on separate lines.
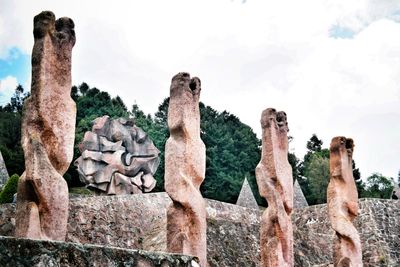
15,11 -> 76,241
0,151 -> 9,190
165,72 -> 207,267
74,116 -> 160,195
327,137 -> 362,267
256,108 -> 294,267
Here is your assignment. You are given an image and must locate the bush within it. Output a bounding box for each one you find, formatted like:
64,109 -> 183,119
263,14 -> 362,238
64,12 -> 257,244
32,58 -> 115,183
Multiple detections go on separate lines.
0,174 -> 19,204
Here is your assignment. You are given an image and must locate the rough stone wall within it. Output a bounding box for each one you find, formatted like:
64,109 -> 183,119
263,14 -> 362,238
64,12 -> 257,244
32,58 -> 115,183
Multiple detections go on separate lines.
0,236 -> 198,267
0,194 -> 399,266
293,199 -> 400,266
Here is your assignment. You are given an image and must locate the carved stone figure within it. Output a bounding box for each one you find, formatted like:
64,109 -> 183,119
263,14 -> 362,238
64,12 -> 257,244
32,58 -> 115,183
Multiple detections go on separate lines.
165,72 -> 207,267
0,151 -> 9,190
256,108 -> 294,267
15,11 -> 76,241
327,137 -> 362,267
74,116 -> 160,195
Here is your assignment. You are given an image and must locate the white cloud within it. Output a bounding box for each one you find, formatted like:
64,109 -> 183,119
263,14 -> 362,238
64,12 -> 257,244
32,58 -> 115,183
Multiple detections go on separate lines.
0,0 -> 399,179
0,75 -> 18,105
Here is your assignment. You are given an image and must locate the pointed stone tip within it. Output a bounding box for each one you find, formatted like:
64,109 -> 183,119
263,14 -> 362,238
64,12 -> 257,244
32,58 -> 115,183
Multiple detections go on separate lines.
236,177 -> 259,209
293,179 -> 308,209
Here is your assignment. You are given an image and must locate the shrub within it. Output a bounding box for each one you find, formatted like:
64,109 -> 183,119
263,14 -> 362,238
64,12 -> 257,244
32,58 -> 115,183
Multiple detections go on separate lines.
0,174 -> 19,204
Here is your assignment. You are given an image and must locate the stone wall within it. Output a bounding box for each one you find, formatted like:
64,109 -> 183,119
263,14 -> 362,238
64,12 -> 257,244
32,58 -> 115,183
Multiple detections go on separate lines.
0,193 -> 399,266
0,236 -> 198,267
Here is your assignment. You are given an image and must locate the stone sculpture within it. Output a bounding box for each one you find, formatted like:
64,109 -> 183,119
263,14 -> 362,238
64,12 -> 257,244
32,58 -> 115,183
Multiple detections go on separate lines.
236,177 -> 259,209
165,72 -> 207,267
15,11 -> 76,241
327,137 -> 362,267
256,108 -> 294,267
74,116 -> 160,195
0,151 -> 9,189
293,179 -> 308,209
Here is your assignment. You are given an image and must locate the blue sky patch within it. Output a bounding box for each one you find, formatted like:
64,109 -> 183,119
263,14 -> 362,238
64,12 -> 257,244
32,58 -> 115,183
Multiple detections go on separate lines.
0,47 -> 30,106
0,47 -> 30,84
329,24 -> 356,39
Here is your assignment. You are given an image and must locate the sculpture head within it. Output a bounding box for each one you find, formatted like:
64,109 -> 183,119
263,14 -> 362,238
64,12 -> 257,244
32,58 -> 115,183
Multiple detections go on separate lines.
33,11 -> 55,39
260,108 -> 289,132
330,136 -> 354,159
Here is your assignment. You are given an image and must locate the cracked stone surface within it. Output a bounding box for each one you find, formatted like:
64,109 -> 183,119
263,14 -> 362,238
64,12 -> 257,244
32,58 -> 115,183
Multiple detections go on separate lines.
256,108 -> 294,267
165,72 -> 207,267
327,137 -> 362,267
15,10 -> 76,241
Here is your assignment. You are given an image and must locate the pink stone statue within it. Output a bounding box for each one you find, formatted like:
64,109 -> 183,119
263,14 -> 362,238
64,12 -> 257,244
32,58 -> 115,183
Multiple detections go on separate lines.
15,11 -> 76,241
327,137 -> 362,267
256,108 -> 294,267
165,72 -> 207,267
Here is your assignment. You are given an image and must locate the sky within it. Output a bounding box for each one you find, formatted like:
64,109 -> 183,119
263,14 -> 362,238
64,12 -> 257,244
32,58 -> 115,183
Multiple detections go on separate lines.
0,0 -> 399,181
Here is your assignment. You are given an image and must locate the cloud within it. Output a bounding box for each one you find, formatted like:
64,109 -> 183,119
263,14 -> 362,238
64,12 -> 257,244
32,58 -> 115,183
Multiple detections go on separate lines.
0,75 -> 18,105
0,0 -> 399,179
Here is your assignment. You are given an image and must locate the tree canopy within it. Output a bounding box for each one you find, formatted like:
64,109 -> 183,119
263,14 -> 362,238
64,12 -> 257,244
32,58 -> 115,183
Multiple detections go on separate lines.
0,84 -> 395,205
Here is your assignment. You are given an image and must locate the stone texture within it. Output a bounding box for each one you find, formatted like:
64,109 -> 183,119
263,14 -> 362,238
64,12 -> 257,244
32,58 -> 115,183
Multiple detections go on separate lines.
327,137 -> 362,267
0,236 -> 199,267
74,116 -> 160,195
0,151 -> 9,189
294,179 -> 308,209
236,177 -> 259,209
256,108 -> 294,267
165,72 -> 207,267
391,179 -> 400,199
0,194 -> 399,266
15,11 -> 76,241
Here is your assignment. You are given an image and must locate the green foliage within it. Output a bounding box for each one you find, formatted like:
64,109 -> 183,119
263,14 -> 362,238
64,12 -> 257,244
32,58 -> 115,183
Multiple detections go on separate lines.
306,134 -> 323,152
198,104 -> 261,204
0,86 -> 27,176
362,173 -> 393,199
305,154 -> 330,204
0,174 -> 19,204
69,187 -> 94,196
133,98 -> 262,204
67,83 -> 130,186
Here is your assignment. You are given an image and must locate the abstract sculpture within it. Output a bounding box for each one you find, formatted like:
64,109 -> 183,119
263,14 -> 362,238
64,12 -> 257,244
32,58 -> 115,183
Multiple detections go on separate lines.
165,72 -> 207,267
75,116 -> 160,195
15,11 -> 76,241
256,108 -> 294,267
327,137 -> 362,267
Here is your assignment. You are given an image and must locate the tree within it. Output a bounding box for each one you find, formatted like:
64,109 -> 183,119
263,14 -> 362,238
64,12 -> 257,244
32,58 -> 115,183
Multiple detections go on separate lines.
0,174 -> 19,204
66,83 -> 130,186
363,173 -> 394,199
0,85 -> 28,176
133,98 -> 262,204
306,134 -> 323,152
305,154 -> 330,204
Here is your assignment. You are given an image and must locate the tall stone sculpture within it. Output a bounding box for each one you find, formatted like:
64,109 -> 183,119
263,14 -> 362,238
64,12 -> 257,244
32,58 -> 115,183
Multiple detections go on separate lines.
75,116 -> 160,195
15,11 -> 76,241
0,151 -> 9,189
327,137 -> 362,267
256,108 -> 293,267
165,72 -> 207,267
